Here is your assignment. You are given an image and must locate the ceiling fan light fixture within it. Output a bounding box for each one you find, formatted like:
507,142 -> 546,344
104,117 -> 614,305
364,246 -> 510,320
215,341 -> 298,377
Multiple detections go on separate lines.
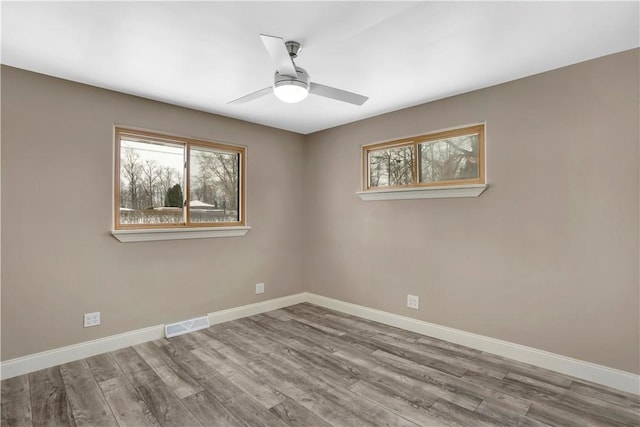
274,81 -> 309,103
228,35 -> 368,106
273,68 -> 309,103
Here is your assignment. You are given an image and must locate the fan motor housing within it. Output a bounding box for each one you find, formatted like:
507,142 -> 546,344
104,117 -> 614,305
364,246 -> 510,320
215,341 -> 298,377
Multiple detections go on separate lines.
285,40 -> 301,58
274,66 -> 310,90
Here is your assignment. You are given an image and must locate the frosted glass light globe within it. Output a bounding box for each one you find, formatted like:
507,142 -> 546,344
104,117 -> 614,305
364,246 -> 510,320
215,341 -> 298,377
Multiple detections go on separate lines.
273,80 -> 309,103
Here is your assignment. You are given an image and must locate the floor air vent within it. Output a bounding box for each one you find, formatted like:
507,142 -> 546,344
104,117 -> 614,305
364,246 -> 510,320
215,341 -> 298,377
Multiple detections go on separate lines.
165,316 -> 210,338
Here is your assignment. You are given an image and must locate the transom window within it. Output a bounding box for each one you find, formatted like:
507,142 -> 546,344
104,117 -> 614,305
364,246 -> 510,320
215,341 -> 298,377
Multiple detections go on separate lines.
362,124 -> 485,191
114,128 -> 245,229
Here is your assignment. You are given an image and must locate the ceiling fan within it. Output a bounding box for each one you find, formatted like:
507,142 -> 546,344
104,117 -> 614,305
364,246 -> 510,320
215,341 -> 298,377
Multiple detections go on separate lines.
229,34 -> 368,106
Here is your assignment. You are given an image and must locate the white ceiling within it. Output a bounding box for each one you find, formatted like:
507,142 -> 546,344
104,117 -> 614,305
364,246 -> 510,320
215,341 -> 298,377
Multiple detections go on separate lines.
2,1 -> 638,134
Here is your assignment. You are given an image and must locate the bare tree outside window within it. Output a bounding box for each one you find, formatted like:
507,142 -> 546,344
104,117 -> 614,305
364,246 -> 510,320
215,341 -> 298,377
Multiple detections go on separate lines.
362,124 -> 484,191
419,134 -> 479,183
190,146 -> 240,223
118,139 -> 183,225
159,166 -> 177,207
368,145 -> 414,187
115,128 -> 246,230
120,147 -> 142,210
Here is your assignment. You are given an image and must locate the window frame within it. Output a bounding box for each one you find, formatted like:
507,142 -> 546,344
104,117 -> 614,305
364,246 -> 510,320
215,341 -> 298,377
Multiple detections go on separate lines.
114,127 -> 246,231
362,124 -> 485,191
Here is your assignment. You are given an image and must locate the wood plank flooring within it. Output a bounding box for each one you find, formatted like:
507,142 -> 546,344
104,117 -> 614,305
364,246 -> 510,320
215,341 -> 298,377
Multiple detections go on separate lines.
2,303 -> 639,426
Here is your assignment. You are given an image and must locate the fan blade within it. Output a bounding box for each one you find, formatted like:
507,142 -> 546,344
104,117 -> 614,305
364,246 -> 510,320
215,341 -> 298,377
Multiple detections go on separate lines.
310,83 -> 368,106
260,34 -> 297,78
228,87 -> 272,105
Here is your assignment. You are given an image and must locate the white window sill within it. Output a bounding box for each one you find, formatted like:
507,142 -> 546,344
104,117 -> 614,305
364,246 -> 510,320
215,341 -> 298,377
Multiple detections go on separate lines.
357,184 -> 487,201
111,226 -> 251,243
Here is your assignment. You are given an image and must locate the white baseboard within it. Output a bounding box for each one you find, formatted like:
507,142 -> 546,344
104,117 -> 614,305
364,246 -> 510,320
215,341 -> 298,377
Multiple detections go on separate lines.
0,324 -> 165,380
0,293 -> 306,380
2,291 -> 638,396
207,293 -> 307,325
305,293 -> 640,395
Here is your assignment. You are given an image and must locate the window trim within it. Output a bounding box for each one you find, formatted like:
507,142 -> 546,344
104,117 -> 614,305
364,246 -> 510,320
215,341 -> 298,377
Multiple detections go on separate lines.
114,127 -> 246,231
111,226 -> 251,243
362,124 -> 485,192
356,184 -> 487,201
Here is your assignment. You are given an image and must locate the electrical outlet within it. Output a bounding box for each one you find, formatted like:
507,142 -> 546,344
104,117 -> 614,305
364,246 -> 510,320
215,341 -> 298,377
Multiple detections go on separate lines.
84,312 -> 100,327
407,295 -> 420,310
256,283 -> 265,294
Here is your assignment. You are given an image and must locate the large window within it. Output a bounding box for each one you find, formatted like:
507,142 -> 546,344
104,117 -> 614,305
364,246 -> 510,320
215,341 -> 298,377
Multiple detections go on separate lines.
362,124 -> 484,191
115,128 -> 245,229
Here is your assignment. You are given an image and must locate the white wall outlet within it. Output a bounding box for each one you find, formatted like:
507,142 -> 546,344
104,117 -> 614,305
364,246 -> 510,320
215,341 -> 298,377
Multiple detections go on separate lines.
84,312 -> 100,327
256,283 -> 265,294
407,295 -> 420,310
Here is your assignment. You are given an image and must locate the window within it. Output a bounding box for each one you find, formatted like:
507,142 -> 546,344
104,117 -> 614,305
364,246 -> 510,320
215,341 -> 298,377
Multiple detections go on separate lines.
362,124 -> 485,191
114,128 -> 245,230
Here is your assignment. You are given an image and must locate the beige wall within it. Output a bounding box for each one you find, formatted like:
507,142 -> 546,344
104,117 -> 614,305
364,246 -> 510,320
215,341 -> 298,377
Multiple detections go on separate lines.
304,49 -> 640,374
1,66 -> 306,360
2,49 -> 638,374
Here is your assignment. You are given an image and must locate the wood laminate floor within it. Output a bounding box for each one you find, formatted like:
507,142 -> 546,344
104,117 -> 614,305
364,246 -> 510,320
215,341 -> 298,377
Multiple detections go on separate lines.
2,303 -> 639,426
